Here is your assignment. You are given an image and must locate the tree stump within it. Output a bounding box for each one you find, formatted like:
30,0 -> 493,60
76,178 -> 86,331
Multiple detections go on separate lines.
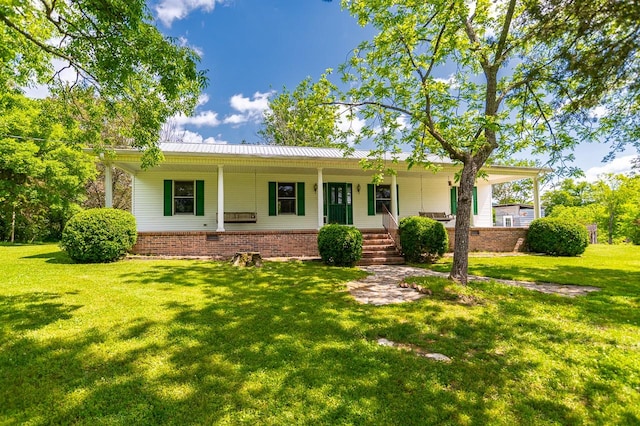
231,252 -> 262,267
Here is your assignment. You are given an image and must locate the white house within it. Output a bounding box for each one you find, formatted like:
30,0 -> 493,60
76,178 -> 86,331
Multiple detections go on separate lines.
102,143 -> 546,259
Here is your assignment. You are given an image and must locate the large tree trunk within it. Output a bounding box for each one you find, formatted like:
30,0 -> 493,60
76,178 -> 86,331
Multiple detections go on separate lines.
449,161 -> 478,285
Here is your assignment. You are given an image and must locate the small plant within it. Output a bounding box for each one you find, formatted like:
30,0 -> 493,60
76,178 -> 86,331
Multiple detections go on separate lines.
399,216 -> 448,263
61,208 -> 137,263
526,217 -> 588,256
317,224 -> 362,266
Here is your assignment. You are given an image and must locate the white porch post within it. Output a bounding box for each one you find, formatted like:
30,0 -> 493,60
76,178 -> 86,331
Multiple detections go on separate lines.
217,165 -> 225,232
390,173 -> 398,222
317,168 -> 324,229
533,176 -> 541,219
104,163 -> 113,208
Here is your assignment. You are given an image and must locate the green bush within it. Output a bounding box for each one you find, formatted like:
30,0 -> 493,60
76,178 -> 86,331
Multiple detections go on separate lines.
317,224 -> 362,266
526,217 -> 588,256
399,216 -> 449,263
61,208 -> 137,263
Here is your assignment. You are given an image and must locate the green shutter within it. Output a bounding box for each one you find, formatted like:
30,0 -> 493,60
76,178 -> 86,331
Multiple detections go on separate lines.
346,183 -> 353,225
323,183 -> 328,216
367,184 -> 375,216
396,184 -> 400,215
297,182 -> 305,216
268,181 -> 277,216
473,186 -> 478,215
450,186 -> 457,215
195,180 -> 205,216
164,180 -> 173,216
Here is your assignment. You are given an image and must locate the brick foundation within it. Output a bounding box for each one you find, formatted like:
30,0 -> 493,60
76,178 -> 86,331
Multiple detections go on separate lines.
446,227 -> 528,252
132,226 -> 529,259
133,230 -> 320,259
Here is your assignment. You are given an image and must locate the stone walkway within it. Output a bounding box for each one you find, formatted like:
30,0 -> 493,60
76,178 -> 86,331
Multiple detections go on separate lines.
347,265 -> 600,305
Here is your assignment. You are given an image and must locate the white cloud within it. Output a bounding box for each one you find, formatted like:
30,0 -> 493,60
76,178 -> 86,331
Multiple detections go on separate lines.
336,105 -> 365,136
173,110 -> 221,127
223,91 -> 274,125
584,155 -> 637,182
197,93 -> 210,106
178,36 -> 204,57
155,0 -> 225,27
180,129 -> 227,144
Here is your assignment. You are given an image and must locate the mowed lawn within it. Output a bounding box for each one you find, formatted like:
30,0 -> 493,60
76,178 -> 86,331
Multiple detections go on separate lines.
1,244 -> 639,425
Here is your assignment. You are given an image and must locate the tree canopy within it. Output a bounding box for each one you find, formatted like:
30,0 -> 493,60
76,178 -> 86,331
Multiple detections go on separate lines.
259,74 -> 346,147
0,0 -> 207,165
0,91 -> 96,242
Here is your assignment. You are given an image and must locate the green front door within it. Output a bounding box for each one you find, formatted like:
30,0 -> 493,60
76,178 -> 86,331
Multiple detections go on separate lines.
327,183 -> 353,225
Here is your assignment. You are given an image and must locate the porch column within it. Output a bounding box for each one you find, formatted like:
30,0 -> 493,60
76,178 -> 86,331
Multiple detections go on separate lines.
104,163 -> 113,208
533,176 -> 541,219
317,168 -> 324,229
390,173 -> 398,222
217,165 -> 225,232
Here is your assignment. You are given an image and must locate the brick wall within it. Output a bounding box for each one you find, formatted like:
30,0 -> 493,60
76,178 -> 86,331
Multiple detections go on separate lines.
133,230 -> 320,258
133,227 -> 529,258
446,227 -> 528,252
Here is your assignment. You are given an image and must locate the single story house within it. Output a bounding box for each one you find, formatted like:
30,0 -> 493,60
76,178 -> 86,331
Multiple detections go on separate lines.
101,143 -> 547,258
494,203 -> 537,227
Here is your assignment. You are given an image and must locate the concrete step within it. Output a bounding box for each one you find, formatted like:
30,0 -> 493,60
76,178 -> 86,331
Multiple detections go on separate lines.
358,256 -> 405,266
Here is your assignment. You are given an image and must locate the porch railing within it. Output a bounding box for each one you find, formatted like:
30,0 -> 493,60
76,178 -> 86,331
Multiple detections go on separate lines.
381,204 -> 401,251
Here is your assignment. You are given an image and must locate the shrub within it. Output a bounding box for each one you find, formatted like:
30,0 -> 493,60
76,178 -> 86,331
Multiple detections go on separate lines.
61,208 -> 137,263
317,224 -> 362,266
526,217 -> 588,256
399,216 -> 449,263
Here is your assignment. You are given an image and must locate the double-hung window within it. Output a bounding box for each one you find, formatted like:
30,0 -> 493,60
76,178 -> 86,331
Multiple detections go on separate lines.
163,180 -> 204,216
174,181 -> 195,214
278,182 -> 296,214
268,181 -> 305,216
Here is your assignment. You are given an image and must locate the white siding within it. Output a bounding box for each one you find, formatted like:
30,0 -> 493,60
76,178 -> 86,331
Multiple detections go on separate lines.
133,170 -> 495,231
134,171 -> 218,232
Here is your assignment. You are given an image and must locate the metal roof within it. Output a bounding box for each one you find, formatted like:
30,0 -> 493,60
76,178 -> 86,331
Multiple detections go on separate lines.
159,142 -> 447,163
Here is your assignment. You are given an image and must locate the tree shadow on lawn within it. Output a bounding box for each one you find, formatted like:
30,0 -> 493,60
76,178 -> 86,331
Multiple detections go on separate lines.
1,261 -> 637,424
434,261 -> 640,329
0,292 -> 82,342
21,249 -> 75,264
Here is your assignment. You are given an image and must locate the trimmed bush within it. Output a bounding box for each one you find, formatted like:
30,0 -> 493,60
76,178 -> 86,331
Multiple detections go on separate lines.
399,216 -> 448,263
317,224 -> 363,266
526,217 -> 588,256
61,208 -> 137,263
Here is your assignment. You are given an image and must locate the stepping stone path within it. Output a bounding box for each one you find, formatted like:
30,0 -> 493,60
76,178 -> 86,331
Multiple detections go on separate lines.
347,265 -> 600,305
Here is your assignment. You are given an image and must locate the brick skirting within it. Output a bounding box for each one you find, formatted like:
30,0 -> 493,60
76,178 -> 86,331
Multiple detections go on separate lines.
446,227 -> 528,252
133,227 -> 529,258
133,230 -> 320,259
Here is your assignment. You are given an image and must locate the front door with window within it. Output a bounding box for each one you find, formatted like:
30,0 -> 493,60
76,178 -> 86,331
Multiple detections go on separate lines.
326,182 -> 353,225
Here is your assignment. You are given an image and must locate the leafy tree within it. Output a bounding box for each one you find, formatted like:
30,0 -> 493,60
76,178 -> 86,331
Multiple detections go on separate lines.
0,0 -> 207,166
541,179 -> 596,216
311,0 -> 600,283
592,174 -> 640,244
0,92 -> 95,242
259,74 -> 347,147
524,0 -> 640,165
548,174 -> 640,244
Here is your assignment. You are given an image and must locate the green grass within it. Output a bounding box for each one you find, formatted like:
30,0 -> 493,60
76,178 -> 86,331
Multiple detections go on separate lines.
1,244 -> 639,425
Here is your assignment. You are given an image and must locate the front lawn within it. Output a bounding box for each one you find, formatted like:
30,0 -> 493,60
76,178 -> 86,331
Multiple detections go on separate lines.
1,244 -> 639,425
